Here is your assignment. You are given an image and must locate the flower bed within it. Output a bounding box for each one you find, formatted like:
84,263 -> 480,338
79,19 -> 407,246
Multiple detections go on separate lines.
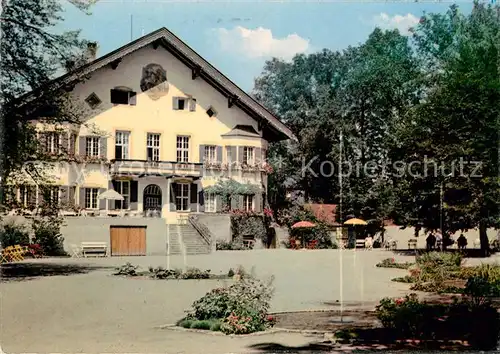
177,274 -> 275,335
376,258 -> 413,269
113,263 -> 232,280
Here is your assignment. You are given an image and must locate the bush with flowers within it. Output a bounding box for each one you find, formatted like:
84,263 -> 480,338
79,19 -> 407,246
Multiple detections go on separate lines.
179,273 -> 276,334
375,291 -> 500,349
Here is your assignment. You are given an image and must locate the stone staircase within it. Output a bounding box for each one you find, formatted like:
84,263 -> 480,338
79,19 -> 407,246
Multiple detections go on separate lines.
167,224 -> 212,255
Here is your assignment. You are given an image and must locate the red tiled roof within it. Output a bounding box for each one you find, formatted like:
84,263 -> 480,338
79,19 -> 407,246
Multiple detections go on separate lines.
304,204 -> 339,226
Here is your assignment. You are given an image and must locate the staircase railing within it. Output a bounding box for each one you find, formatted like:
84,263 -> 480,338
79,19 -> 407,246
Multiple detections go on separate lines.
188,215 -> 213,247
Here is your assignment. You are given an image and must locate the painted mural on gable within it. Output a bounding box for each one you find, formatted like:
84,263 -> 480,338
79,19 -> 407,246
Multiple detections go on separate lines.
140,63 -> 168,100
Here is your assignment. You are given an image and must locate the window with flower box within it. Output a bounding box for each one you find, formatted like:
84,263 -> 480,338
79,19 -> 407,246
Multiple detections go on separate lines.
243,195 -> 254,211
86,137 -> 100,157
85,188 -> 99,209
243,147 -> 255,165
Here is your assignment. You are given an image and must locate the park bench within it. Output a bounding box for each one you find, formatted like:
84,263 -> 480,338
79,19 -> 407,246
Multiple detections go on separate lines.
81,242 -> 108,257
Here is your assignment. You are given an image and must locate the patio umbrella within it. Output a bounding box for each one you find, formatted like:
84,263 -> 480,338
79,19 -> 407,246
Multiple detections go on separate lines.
291,221 -> 316,248
98,189 -> 124,212
343,218 -> 368,226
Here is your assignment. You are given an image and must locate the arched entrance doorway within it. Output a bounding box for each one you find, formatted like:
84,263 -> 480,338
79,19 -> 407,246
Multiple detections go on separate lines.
143,184 -> 162,215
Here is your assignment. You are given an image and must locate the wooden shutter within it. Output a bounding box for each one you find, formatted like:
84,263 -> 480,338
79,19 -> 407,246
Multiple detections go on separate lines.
255,148 -> 262,164
189,98 -> 196,111
169,182 -> 177,211
61,133 -> 69,156
215,195 -> 222,212
198,190 -> 205,212
199,145 -> 205,163
238,146 -> 244,164
254,193 -> 262,213
230,195 -> 238,210
172,97 -> 179,110
129,91 -> 137,105
216,146 -> 223,163
39,133 -> 47,153
69,186 -> 76,207
110,89 -> 119,104
99,188 -> 106,209
130,181 -> 138,203
79,137 -> 86,156
60,186 -> 69,206
69,134 -> 76,157
190,183 -> 198,212
100,137 -> 107,159
79,187 -> 86,208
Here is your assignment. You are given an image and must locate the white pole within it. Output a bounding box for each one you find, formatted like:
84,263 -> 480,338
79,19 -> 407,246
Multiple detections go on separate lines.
167,223 -> 171,270
339,130 -> 343,322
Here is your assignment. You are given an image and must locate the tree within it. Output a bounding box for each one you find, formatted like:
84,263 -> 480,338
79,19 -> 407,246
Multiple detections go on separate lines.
0,0 -> 92,205
393,2 -> 500,254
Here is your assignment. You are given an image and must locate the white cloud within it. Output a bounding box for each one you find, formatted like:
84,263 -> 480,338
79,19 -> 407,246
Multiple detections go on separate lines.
214,26 -> 310,60
373,13 -> 419,36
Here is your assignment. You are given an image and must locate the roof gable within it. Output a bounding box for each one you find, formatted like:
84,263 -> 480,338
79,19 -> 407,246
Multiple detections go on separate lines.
28,28 -> 295,142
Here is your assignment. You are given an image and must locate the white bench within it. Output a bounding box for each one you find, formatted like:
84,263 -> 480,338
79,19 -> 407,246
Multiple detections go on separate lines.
81,242 -> 108,257
355,239 -> 366,249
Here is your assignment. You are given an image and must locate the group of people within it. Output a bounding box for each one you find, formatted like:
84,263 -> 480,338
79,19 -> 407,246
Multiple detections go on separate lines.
426,232 -> 468,250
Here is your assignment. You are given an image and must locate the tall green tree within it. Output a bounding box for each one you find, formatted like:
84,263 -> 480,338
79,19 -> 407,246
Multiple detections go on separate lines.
392,2 -> 500,254
0,0 -> 92,202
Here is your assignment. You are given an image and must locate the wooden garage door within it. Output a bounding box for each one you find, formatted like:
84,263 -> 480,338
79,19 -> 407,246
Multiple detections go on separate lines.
110,226 -> 146,256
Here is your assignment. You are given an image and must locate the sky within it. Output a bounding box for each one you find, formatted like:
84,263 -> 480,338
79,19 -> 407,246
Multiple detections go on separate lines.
60,0 -> 477,92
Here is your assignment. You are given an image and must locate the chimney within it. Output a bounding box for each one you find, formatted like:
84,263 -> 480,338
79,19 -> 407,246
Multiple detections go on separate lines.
85,42 -> 98,62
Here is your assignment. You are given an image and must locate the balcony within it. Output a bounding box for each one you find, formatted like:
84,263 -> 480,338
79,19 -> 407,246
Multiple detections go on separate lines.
110,159 -> 203,178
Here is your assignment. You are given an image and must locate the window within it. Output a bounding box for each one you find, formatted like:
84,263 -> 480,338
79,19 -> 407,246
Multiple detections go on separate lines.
45,132 -> 60,154
205,192 -> 216,213
176,136 -> 189,163
110,88 -> 136,105
86,137 -> 100,157
226,146 -> 233,163
173,97 -> 187,110
85,93 -> 102,108
147,133 -> 160,161
243,195 -> 254,211
19,185 -> 35,208
41,186 -> 59,206
115,131 -> 129,160
243,147 -> 255,165
85,188 -> 99,209
206,106 -> 217,117
175,183 -> 189,211
114,180 -> 129,209
204,145 -> 216,163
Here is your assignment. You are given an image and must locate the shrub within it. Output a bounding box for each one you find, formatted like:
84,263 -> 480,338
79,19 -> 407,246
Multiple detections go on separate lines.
148,266 -> 181,279
376,258 -> 413,269
376,293 -> 500,350
114,263 -> 138,276
31,217 -> 66,256
190,320 -> 215,330
186,275 -> 275,334
0,222 -> 30,247
228,268 -> 235,277
392,275 -> 415,283
180,267 -> 211,279
177,319 -> 193,328
216,239 -> 246,250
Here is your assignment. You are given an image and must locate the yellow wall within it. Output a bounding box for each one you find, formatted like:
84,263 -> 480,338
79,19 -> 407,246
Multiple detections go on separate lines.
75,45 -> 266,164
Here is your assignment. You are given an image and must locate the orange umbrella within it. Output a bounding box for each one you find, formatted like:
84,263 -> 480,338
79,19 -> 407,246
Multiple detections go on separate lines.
291,221 -> 316,248
292,221 -> 316,228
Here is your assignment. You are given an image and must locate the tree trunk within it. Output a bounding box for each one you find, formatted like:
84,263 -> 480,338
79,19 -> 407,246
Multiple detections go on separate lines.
479,221 -> 490,257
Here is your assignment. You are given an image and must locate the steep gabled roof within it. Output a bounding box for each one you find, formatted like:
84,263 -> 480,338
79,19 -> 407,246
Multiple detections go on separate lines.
25,27 -> 296,142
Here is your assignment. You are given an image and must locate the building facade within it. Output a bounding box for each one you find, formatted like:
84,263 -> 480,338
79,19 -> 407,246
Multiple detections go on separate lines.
9,28 -> 294,224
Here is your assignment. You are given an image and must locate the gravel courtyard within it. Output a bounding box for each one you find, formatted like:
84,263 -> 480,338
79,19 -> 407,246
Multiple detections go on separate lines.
2,249 -> 495,353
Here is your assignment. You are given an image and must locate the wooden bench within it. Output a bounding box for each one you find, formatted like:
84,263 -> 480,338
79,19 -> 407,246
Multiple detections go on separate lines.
81,242 -> 108,257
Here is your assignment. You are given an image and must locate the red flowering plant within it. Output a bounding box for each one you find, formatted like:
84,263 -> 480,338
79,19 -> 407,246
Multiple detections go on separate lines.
261,162 -> 274,174
263,208 -> 273,218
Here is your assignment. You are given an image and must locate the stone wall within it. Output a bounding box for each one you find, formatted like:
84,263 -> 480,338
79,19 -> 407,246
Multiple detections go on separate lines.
196,214 -> 232,243
0,216 -> 168,255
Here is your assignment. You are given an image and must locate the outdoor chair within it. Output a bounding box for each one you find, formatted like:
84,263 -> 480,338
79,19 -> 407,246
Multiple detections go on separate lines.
70,244 -> 82,258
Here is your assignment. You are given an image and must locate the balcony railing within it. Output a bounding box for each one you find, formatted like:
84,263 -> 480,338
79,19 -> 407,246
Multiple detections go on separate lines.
110,159 -> 202,177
